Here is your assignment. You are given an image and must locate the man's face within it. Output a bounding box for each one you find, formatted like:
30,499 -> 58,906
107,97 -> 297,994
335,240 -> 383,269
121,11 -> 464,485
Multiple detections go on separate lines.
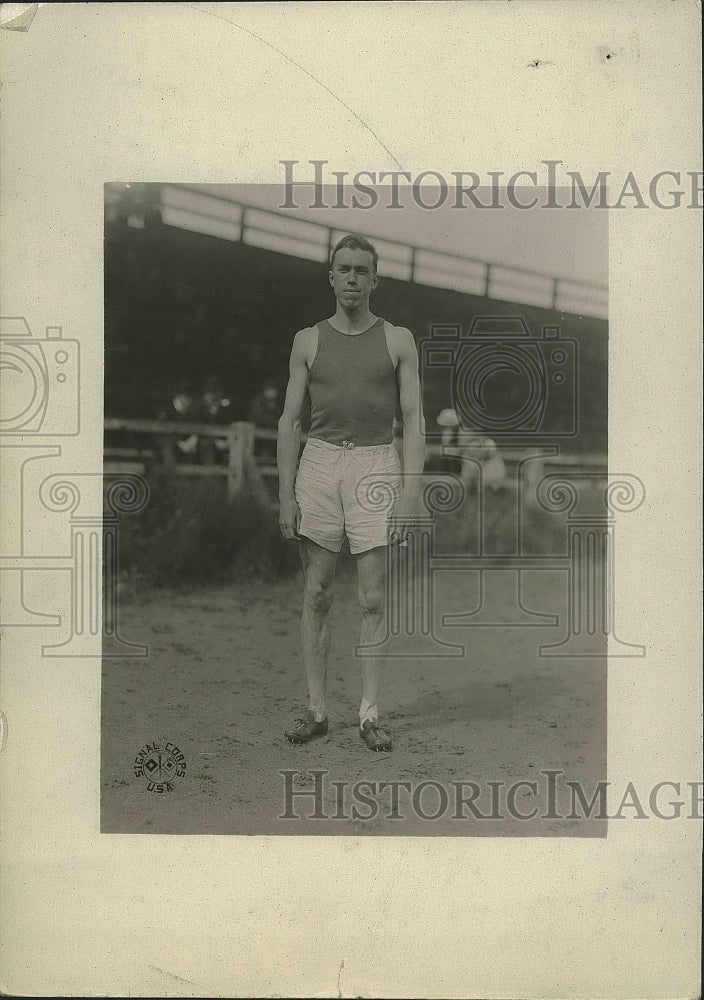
329,248 -> 378,307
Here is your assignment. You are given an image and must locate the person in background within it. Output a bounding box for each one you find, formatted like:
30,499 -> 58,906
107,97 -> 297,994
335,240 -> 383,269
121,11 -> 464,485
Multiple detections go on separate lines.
480,437 -> 507,493
435,409 -> 507,492
435,407 -> 462,475
157,379 -> 199,464
249,381 -> 281,428
249,382 -> 282,462
199,375 -> 232,464
458,430 -> 507,493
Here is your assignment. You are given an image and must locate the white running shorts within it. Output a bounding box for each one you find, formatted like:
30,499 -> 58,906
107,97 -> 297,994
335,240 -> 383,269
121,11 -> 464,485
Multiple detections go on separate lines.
295,437 -> 402,554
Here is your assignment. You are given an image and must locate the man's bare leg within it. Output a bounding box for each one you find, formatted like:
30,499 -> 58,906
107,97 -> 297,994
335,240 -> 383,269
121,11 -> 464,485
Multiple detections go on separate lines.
298,536 -> 338,721
355,546 -> 389,731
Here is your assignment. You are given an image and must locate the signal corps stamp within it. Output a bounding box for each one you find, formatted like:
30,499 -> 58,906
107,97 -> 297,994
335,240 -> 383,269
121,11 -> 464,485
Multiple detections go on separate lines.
133,741 -> 187,793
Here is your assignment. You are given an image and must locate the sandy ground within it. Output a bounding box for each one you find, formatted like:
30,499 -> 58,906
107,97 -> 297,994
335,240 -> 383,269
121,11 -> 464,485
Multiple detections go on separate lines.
102,554 -> 606,837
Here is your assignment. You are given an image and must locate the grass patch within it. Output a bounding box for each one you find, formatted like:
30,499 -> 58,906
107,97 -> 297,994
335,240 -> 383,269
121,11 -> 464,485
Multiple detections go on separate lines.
117,474 -> 299,598
116,473 -> 570,601
432,487 -> 567,559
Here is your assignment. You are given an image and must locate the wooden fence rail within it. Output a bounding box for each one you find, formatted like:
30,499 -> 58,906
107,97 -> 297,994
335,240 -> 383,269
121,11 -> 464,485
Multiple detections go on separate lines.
104,417 -> 607,506
104,417 -> 277,502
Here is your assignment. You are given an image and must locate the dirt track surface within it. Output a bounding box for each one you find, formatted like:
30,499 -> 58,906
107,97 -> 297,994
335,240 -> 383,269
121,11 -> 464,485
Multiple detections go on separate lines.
102,555 -> 606,838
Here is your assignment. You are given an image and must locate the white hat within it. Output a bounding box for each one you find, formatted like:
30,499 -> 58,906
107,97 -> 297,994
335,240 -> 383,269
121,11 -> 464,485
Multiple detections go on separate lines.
436,408 -> 459,427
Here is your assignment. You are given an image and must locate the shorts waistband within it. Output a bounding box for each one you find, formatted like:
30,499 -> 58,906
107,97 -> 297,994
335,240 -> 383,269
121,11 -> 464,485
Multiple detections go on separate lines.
306,436 -> 395,452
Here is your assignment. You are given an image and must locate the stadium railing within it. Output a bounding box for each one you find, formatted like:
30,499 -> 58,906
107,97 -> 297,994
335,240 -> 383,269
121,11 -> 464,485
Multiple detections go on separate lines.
104,417 -> 606,510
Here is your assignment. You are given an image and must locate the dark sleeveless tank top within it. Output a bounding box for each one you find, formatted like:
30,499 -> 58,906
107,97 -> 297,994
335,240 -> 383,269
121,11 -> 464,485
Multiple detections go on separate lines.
307,317 -> 397,446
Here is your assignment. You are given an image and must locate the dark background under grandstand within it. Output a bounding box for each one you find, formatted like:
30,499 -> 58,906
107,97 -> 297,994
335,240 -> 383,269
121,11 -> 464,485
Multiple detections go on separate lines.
104,188 -> 607,454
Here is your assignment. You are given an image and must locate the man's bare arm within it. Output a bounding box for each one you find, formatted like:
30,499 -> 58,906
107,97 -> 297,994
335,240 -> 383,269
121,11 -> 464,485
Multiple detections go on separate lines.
386,326 -> 425,543
396,326 -> 426,500
277,328 -> 313,539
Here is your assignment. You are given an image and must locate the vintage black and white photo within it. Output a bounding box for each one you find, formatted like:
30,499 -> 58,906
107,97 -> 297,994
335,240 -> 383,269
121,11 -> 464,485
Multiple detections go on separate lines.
101,180 -> 614,836
1,4 -> 700,997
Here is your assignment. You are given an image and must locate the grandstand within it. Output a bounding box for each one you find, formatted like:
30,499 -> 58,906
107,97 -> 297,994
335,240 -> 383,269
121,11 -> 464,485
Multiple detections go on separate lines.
104,182 -> 607,455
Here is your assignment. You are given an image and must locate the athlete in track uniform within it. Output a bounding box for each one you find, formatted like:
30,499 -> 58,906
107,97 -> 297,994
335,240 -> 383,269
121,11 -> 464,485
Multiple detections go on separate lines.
278,234 -> 426,751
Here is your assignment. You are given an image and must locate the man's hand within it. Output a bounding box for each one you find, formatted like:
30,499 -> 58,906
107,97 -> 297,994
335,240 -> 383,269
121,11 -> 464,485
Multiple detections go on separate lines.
388,494 -> 418,544
279,495 -> 301,541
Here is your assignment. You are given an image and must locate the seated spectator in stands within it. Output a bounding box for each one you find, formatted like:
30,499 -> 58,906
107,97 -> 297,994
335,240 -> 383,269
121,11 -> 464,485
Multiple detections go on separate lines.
248,382 -> 281,428
248,382 -> 282,461
157,379 -> 199,465
159,380 -> 197,422
199,375 -> 232,464
480,437 -> 507,492
201,375 -> 232,424
458,431 -> 507,493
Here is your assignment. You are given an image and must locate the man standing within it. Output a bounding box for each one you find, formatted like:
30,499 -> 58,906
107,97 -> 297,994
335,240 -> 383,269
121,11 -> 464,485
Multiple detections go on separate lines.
278,234 -> 426,752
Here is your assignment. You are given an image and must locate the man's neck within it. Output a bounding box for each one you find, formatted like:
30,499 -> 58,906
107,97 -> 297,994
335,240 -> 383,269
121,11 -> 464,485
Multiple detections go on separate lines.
328,306 -> 378,335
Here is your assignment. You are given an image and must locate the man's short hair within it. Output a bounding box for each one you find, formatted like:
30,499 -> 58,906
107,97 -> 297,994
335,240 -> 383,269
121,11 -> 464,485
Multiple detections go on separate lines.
330,234 -> 379,273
